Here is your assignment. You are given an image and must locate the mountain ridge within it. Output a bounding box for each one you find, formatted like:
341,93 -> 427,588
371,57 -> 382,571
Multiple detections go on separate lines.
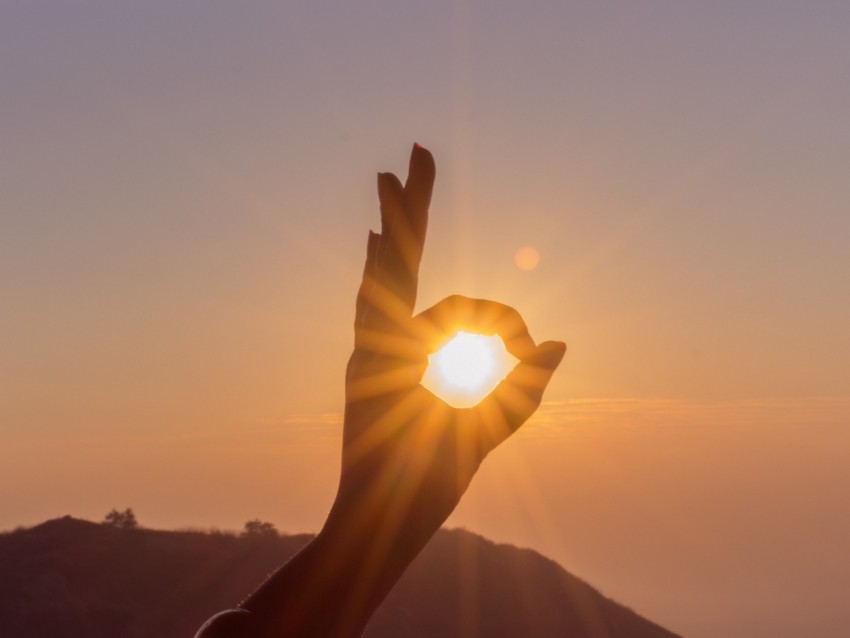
0,516 -> 681,637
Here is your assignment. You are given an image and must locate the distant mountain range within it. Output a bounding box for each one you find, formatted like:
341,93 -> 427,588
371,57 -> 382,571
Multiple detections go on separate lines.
0,517 -> 681,637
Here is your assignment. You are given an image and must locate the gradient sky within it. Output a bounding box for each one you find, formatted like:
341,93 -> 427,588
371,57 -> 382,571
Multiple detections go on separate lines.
2,3 -> 849,637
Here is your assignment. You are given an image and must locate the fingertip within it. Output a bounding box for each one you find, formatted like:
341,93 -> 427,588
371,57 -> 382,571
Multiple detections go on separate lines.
377,172 -> 392,196
409,143 -> 436,183
194,609 -> 257,638
529,340 -> 567,369
378,172 -> 405,234
547,340 -> 568,356
377,171 -> 388,199
367,229 -> 380,259
380,171 -> 405,197
412,141 -> 430,158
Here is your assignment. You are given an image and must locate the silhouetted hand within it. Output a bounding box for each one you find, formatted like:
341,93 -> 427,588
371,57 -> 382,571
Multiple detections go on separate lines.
336,142 -> 566,566
196,145 -> 565,638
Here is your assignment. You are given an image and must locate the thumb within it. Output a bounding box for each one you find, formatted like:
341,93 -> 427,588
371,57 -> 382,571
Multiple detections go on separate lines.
474,340 -> 566,455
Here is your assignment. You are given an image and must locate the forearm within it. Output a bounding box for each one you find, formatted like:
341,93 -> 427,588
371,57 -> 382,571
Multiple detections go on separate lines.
238,495 -> 430,638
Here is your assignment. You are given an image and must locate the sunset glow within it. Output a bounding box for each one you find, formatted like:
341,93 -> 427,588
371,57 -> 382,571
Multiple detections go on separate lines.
3,4 -> 850,637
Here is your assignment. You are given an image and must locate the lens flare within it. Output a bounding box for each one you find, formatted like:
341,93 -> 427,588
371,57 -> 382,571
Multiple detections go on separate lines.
514,246 -> 540,271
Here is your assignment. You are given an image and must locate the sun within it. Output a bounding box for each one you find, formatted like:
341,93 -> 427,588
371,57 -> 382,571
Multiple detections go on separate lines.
421,331 -> 516,408
434,331 -> 497,390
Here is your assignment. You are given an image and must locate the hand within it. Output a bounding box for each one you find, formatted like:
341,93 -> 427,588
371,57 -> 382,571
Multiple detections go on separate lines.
204,145 -> 565,638
322,144 -> 566,630
338,143 -> 565,538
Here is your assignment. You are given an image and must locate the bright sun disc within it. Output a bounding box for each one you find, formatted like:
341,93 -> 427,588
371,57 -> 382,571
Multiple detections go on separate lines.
421,331 -> 516,408
435,331 -> 496,390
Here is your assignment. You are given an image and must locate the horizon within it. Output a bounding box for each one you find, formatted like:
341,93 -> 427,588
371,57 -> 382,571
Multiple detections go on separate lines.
2,3 -> 849,638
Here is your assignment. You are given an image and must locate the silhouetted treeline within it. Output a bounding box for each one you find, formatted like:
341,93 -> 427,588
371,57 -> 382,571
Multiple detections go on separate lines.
0,517 -> 680,638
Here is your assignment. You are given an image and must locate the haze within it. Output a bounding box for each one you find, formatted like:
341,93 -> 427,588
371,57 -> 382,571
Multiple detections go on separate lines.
1,3 -> 848,637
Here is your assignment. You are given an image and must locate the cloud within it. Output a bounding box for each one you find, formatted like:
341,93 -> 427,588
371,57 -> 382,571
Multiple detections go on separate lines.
527,396 -> 850,435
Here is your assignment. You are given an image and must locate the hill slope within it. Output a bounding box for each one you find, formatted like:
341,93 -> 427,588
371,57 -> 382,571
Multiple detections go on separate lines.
0,517 -> 680,637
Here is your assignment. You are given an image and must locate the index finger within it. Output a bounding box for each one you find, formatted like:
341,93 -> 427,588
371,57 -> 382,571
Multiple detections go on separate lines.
412,295 -> 538,360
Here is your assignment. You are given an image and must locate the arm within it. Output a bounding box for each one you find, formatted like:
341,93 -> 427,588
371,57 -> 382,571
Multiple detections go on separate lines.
196,145 -> 565,638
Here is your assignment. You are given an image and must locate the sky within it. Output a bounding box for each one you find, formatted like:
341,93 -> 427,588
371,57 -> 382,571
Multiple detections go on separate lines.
1,2 -> 849,637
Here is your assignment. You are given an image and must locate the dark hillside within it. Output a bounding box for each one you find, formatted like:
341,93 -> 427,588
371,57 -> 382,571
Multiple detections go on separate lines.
0,517 -> 680,638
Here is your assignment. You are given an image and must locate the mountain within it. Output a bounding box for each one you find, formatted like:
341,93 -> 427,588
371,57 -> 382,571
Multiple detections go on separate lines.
0,517 -> 680,637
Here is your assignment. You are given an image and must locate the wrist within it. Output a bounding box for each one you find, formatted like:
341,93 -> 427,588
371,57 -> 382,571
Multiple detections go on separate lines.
322,484 -> 436,571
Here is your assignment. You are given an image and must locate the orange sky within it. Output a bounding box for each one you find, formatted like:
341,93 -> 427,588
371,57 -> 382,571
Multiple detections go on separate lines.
2,3 -> 849,637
